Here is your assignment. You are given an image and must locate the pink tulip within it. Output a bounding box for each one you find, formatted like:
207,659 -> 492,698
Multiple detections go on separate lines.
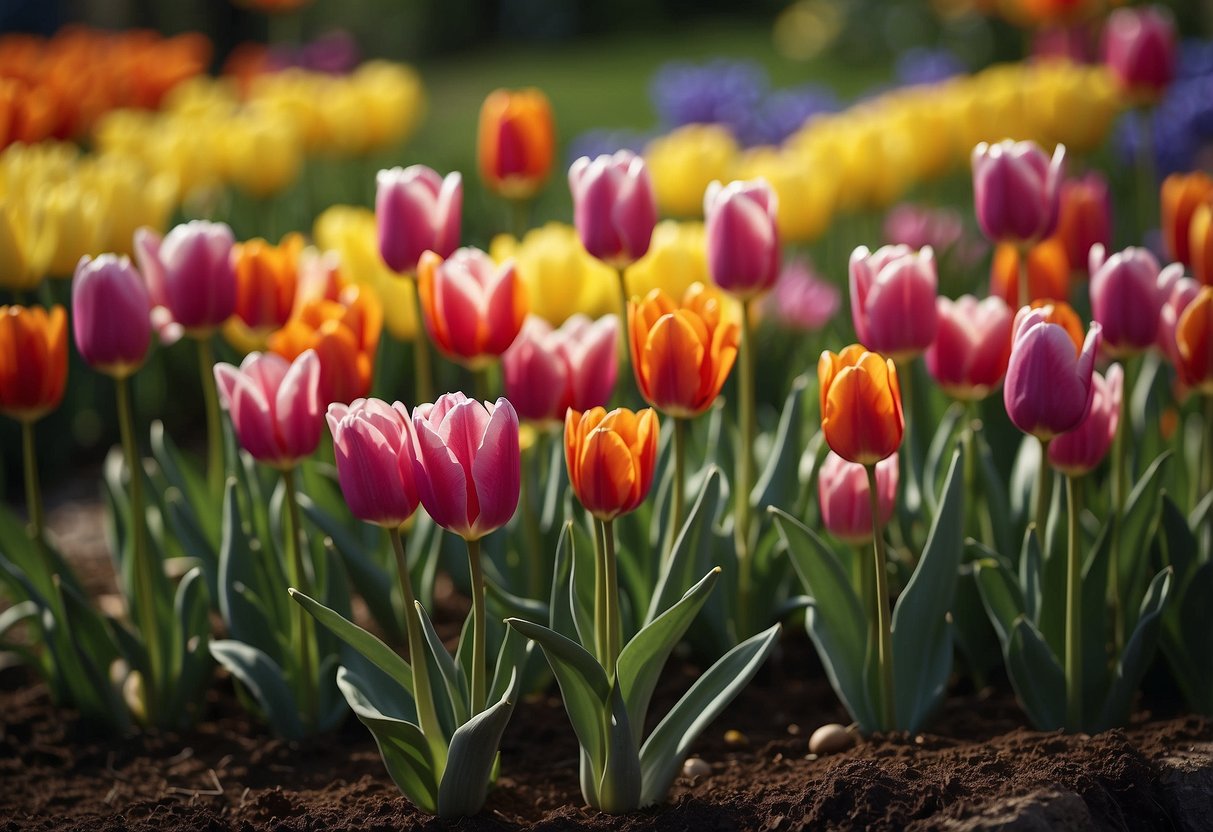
134,220 -> 236,338
327,398 -> 421,528
568,150 -> 657,268
416,247 -> 527,366
704,178 -> 781,299
502,314 -> 618,423
71,254 -> 152,379
1102,5 -> 1176,99
1048,365 -> 1124,476
1088,244 -> 1180,357
849,244 -> 939,360
1158,274 -> 1201,369
1003,307 -> 1101,441
971,140 -> 1065,246
375,165 -> 462,274
817,451 -> 898,545
760,257 -> 840,332
925,295 -> 1013,401
411,392 -> 520,541
214,350 -> 323,469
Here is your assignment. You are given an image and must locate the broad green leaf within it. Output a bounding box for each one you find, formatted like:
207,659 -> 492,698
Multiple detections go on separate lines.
415,601 -> 469,726
1080,523 -> 1114,712
922,403 -> 964,516
647,469 -> 723,627
218,480 -> 279,655
752,375 -> 807,511
486,577 -> 550,623
0,600 -> 38,639
1117,452 -> 1169,614
490,624 -> 533,704
549,521 -> 576,639
617,568 -> 719,746
638,624 -> 780,806
567,520 -> 597,652
1006,617 -> 1065,731
1096,567 -> 1172,731
977,430 -> 1015,559
1018,527 -> 1043,625
1160,494 -> 1197,581
1160,560 -> 1213,714
437,668 -> 522,818
289,589 -> 413,697
594,681 -> 643,813
973,557 -> 1025,650
165,566 -> 212,729
209,639 -> 303,739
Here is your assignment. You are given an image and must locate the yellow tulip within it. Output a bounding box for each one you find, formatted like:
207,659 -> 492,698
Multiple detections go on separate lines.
645,124 -> 738,218
40,182 -> 103,277
490,222 -> 617,325
222,108 -> 304,199
624,220 -> 709,301
734,146 -> 836,243
0,199 -> 51,290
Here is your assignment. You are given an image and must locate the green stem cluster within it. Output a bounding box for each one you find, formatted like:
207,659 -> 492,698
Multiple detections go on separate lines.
282,468 -> 317,729
865,463 -> 896,731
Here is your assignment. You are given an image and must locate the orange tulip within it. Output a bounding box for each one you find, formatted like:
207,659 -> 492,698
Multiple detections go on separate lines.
227,233 -> 304,351
268,284 -> 381,406
1161,172 -> 1213,267
0,305 -> 67,422
818,344 -> 903,466
478,88 -> 555,201
628,283 -> 738,418
1028,299 -> 1086,354
416,248 -> 527,368
1176,287 -> 1213,395
990,239 -> 1070,308
1188,200 -> 1213,287
565,406 -> 659,521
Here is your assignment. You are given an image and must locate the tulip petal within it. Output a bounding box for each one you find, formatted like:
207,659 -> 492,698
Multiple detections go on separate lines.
470,398 -> 520,535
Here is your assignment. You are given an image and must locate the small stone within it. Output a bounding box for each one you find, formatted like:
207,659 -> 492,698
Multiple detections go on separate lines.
805,753 -> 819,761
682,757 -> 710,780
809,723 -> 854,755
786,723 -> 801,736
723,729 -> 748,747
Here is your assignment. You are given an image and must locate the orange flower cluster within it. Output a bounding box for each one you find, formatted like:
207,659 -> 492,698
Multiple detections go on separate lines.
0,305 -> 67,423
0,27 -> 209,148
1162,173 -> 1213,286
226,233 -> 305,351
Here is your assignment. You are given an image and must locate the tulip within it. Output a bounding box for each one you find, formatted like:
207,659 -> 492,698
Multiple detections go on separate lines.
1176,287 -> 1213,395
1048,365 -> 1123,476
704,179 -> 781,300
564,406 -> 659,522
375,165 -> 462,275
971,140 -> 1065,247
1161,172 -> 1213,268
568,150 -> 658,269
1158,275 -> 1200,373
1088,245 -> 1177,358
269,285 -> 381,406
645,123 -> 738,219
760,257 -> 840,333
490,222 -> 618,325
629,284 -> 738,419
1187,200 -> 1213,287
818,345 -> 904,466
624,220 -> 710,304
1102,5 -> 1176,101
71,254 -> 152,378
1054,173 -> 1111,274
989,240 -> 1070,309
326,399 -> 420,528
818,452 -> 898,546
1028,299 -> 1086,355
733,145 -> 836,243
502,314 -> 618,423
477,88 -> 555,201
0,305 -> 67,423
0,201 -> 49,291
213,350 -> 323,469
227,233 -> 303,351
849,245 -> 938,361
134,220 -> 236,338
925,295 -> 1013,401
416,247 -> 527,368
1003,306 -> 1101,441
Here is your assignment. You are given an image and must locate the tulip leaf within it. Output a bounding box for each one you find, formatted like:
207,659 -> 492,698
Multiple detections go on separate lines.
638,623 -> 780,806
1117,452 -> 1169,623
0,599 -> 37,641
336,666 -> 438,814
977,430 -> 1016,560
922,404 -> 964,516
973,557 -> 1025,651
567,520 -> 598,652
594,680 -> 643,813
549,522 -> 577,638
752,375 -> 807,512
489,623 -> 533,704
1080,523 -> 1115,711
618,568 -> 720,746
1005,616 -> 1065,731
436,667 -> 522,818
289,588 -> 414,697
165,566 -> 213,726
209,639 -> 303,739
1161,559 -> 1213,714
1018,527 -> 1043,626
647,468 -> 724,627
415,601 -> 469,726
1160,493 -> 1198,583
1096,567 -> 1173,731
219,480 -> 282,656
892,449 -> 964,732
772,507 -> 873,730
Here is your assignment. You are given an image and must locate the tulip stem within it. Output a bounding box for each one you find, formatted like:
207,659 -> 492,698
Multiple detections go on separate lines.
1035,437 -> 1053,548
1109,358 -> 1132,653
617,269 -> 632,399
865,463 -> 896,732
520,438 -> 545,600
408,274 -> 434,404
666,417 -> 687,562
602,519 -> 621,675
509,197 -> 531,240
198,337 -> 224,498
116,375 -> 160,723
281,467 -> 317,730
389,527 -> 445,761
1064,474 -> 1083,732
20,420 -> 44,544
466,537 -> 487,716
593,514 -> 609,668
736,297 -> 756,637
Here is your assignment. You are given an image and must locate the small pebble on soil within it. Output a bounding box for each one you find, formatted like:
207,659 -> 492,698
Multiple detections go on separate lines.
809,723 -> 855,754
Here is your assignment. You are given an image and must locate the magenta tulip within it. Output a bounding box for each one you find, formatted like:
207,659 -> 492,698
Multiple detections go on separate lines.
1158,274 -> 1200,369
327,398 -> 421,528
214,350 -> 323,469
761,257 -> 840,332
568,150 -> 657,268
411,392 -> 520,541
849,244 -> 939,361
1088,244 -> 1180,357
704,178 -> 781,299
375,165 -> 462,274
1048,365 -> 1124,476
502,314 -> 618,423
71,254 -> 152,379
971,140 -> 1065,247
134,220 -> 236,338
925,295 -> 1013,401
1003,307 -> 1101,441
818,451 -> 898,545
1102,5 -> 1176,99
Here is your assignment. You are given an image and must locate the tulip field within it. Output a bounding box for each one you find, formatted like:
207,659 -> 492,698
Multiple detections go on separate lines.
4,1 -> 1213,829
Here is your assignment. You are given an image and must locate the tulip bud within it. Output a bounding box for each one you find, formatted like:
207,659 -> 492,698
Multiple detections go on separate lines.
1161,172 -> 1213,268
72,254 -> 152,379
1003,307 -> 1101,440
818,452 -> 898,545
478,88 -> 555,201
1088,244 -> 1178,357
213,350 -> 323,469
925,295 -> 1013,401
0,305 -> 67,423
1048,365 -> 1123,476
818,345 -> 904,466
502,314 -> 618,423
1055,173 -> 1111,273
230,233 -> 303,344
416,247 -> 527,367
327,398 -> 421,528
568,150 -> 658,268
565,406 -> 659,521
1175,287 -> 1213,395
375,165 -> 462,274
971,140 -> 1065,247
134,220 -> 236,338
1102,5 -> 1176,102
849,245 -> 938,362
704,178 -> 781,299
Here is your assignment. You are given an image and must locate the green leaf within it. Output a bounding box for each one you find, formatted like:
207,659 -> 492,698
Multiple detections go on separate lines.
977,430 -> 1015,559
289,589 -> 413,697
165,566 -> 212,728
1080,523 -> 1114,711
0,600 -> 38,640
1117,452 -> 1169,615
594,681 -> 643,813
617,568 -> 719,746
209,639 -> 303,739
1006,617 -> 1065,731
218,480 -> 279,655
337,666 -> 438,813
771,508 -> 873,730
415,601 -> 469,726
1096,567 -> 1173,731
436,667 -> 523,818
567,520 -> 597,652
1018,527 -> 1043,625
752,376 -> 807,511
973,556 -> 1025,652
638,624 -> 780,806
892,449 -> 964,732
922,404 -> 964,516
1160,560 -> 1213,714
1160,494 -> 1198,581
647,469 -> 724,628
